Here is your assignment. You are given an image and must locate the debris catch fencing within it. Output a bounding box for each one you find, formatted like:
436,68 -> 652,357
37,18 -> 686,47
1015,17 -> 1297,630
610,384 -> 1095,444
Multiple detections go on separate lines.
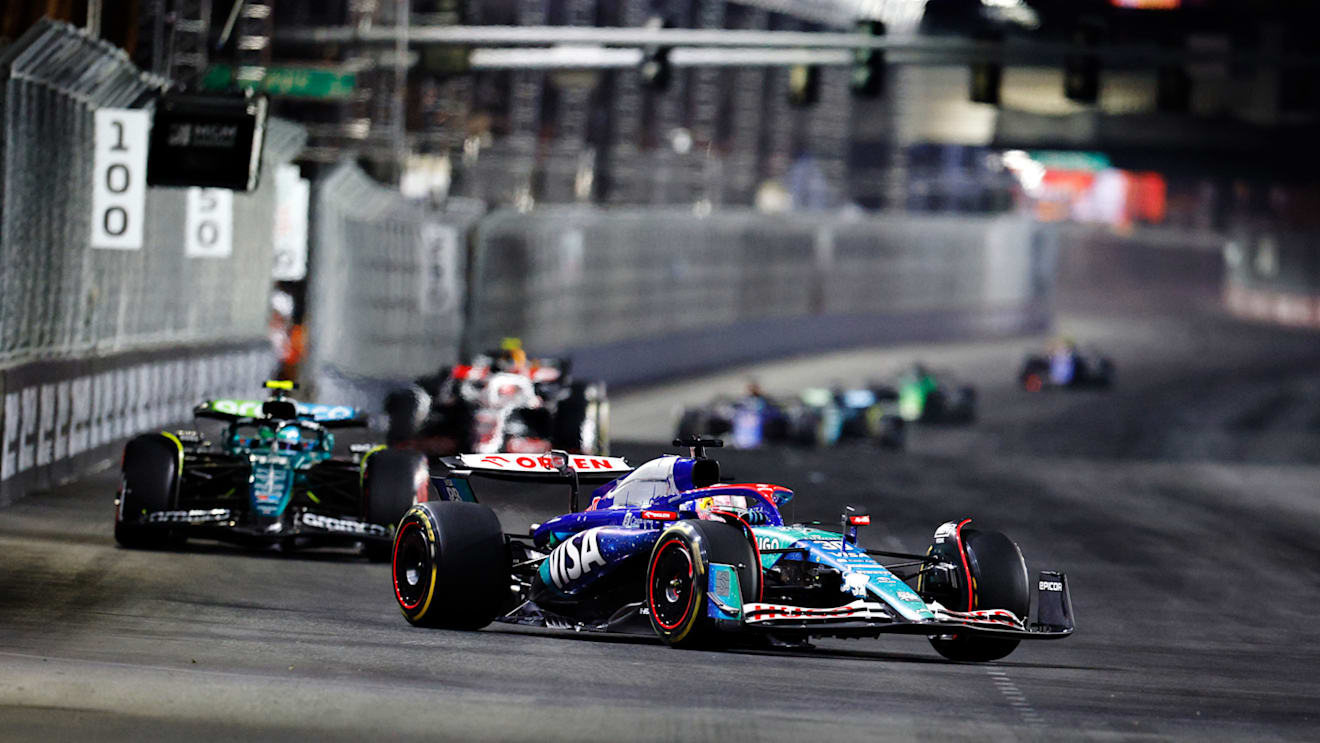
0,20 -> 305,504
306,162 -> 485,411
0,19 -> 305,365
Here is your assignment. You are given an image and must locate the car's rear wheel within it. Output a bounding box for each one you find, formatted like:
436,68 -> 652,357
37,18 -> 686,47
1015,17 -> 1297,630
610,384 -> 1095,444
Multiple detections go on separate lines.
363,449 -> 432,562
114,434 -> 181,549
591,391 -> 610,455
929,528 -> 1029,662
675,409 -> 702,441
647,520 -> 760,649
1095,359 -> 1115,388
553,381 -> 608,454
875,413 -> 906,450
954,386 -> 978,423
1020,358 -> 1049,392
392,502 -> 510,629
384,384 -> 431,445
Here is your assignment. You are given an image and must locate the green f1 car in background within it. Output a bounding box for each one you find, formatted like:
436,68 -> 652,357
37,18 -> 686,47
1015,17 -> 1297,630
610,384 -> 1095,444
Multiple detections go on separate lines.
885,364 -> 978,425
114,381 -> 431,560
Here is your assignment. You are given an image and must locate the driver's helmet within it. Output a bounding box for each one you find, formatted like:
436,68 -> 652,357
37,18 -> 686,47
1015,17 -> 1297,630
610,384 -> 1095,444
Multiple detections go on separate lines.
694,494 -> 750,521
496,347 -> 528,373
275,425 -> 302,452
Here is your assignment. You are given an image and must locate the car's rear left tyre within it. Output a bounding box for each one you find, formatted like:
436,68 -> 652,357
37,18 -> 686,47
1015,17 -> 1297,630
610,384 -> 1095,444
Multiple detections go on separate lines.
647,520 -> 760,649
1020,358 -> 1049,392
384,384 -> 431,445
675,408 -> 707,442
954,386 -> 978,423
874,414 -> 906,450
553,381 -> 608,454
591,390 -> 610,455
114,434 -> 181,550
392,502 -> 510,629
1095,359 -> 1115,388
929,528 -> 1029,662
363,449 -> 431,562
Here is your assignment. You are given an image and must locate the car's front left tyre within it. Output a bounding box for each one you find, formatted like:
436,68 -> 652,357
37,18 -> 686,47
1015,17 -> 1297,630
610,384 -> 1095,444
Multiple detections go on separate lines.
928,528 -> 1029,662
114,434 -> 181,549
392,501 -> 510,629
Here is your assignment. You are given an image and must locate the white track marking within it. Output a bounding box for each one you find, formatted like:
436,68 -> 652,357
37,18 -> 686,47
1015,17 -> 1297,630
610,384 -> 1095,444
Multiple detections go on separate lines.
985,668 -> 1044,728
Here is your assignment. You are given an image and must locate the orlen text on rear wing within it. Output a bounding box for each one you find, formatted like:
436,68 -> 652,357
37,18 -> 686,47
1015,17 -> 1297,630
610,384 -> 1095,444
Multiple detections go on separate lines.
436,451 -> 631,512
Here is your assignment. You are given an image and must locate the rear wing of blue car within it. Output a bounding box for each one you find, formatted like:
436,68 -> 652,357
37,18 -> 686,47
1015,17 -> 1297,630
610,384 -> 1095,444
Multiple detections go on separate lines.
435,451 -> 632,512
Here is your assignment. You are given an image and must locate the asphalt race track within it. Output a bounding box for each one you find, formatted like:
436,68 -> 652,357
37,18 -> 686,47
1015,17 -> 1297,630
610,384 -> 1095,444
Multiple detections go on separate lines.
3,307 -> 1320,742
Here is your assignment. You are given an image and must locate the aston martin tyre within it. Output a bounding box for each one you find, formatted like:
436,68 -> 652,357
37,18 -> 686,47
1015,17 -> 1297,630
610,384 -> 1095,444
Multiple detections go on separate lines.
552,381 -> 608,454
646,519 -> 761,648
928,527 -> 1029,662
114,434 -> 182,549
362,449 -> 431,562
392,501 -> 510,629
384,384 -> 431,444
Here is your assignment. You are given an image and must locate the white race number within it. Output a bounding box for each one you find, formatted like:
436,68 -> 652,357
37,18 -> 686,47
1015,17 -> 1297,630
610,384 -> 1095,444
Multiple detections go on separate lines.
90,109 -> 149,249
185,187 -> 233,258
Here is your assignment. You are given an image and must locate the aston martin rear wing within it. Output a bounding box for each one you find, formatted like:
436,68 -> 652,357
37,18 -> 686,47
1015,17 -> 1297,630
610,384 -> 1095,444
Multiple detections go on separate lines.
433,451 -> 632,512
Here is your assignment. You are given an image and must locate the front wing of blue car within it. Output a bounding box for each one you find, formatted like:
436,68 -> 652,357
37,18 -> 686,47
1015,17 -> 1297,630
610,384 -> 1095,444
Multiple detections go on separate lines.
712,569 -> 1075,640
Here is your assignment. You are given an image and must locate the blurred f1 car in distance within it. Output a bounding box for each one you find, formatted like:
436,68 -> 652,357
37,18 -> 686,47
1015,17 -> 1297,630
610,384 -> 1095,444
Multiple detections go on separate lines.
391,438 -> 1073,661
385,338 -> 608,458
1020,339 -> 1115,391
675,383 -> 905,450
873,363 -> 977,424
114,381 -> 431,560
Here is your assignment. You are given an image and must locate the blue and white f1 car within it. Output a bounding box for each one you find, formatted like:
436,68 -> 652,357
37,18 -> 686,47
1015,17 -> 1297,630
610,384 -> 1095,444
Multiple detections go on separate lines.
390,438 -> 1073,661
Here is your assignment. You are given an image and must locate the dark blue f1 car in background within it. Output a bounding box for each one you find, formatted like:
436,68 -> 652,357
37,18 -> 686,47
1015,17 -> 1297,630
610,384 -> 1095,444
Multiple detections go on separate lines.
391,438 -> 1074,661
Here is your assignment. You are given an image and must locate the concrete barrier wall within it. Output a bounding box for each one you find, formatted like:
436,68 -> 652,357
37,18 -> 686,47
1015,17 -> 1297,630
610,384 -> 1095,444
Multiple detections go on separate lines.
0,343 -> 271,506
1050,223 -> 1226,316
1223,226 -> 1320,329
467,208 -> 1053,386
